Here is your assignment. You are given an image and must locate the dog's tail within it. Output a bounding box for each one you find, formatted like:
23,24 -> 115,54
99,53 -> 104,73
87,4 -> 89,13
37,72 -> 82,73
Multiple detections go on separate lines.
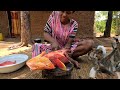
97,45 -> 106,58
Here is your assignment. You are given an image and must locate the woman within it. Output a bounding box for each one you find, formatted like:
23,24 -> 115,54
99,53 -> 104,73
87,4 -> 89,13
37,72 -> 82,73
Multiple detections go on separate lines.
44,11 -> 94,60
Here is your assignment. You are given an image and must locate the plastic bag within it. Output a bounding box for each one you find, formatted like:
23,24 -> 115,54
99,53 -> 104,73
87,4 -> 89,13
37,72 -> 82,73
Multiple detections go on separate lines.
26,51 -> 55,71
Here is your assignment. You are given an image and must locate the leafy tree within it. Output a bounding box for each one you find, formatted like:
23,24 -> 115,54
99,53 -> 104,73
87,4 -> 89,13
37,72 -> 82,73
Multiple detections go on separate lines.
95,11 -> 108,33
112,11 -> 120,35
95,20 -> 106,33
20,11 -> 31,47
9,11 -> 32,49
94,11 -> 120,37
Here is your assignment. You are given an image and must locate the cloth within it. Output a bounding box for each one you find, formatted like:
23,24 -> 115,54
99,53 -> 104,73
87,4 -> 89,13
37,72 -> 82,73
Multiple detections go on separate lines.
32,43 -> 52,57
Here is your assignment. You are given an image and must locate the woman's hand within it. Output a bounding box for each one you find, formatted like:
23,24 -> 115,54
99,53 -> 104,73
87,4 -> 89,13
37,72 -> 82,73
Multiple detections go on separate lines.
51,42 -> 59,51
64,44 -> 71,49
62,48 -> 72,57
64,38 -> 73,49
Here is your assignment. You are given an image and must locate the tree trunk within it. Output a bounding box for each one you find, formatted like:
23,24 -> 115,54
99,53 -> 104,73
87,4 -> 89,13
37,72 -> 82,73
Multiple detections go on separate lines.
104,11 -> 113,37
20,11 -> 31,47
8,11 -> 32,50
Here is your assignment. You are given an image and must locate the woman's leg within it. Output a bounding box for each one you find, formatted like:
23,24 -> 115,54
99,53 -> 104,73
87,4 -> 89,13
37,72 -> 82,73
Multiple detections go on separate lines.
72,39 -> 94,59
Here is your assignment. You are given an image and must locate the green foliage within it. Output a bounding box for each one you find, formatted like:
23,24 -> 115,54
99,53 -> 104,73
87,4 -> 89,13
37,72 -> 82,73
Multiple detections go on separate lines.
95,20 -> 106,33
95,11 -> 108,33
111,18 -> 117,34
112,11 -> 120,35
95,11 -> 120,34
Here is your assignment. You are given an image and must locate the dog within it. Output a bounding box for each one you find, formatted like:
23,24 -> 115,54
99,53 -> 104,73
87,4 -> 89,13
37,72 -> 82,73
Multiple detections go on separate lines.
89,37 -> 120,79
89,66 -> 120,79
88,45 -> 107,65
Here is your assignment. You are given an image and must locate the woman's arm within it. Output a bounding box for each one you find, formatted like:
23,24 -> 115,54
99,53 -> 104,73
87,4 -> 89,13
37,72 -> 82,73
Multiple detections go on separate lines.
44,32 -> 56,43
44,32 -> 59,50
65,38 -> 73,49
43,11 -> 60,50
65,20 -> 78,49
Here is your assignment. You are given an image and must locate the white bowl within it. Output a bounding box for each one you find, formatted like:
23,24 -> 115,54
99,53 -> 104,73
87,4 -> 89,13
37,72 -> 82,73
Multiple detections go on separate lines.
0,54 -> 28,73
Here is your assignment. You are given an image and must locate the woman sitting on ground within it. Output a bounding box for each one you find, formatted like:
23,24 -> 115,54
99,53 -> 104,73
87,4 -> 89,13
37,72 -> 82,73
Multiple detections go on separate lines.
44,11 -> 94,61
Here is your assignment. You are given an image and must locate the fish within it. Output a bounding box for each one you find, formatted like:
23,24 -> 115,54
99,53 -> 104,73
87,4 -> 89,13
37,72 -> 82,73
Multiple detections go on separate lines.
0,61 -> 16,66
26,49 -> 69,71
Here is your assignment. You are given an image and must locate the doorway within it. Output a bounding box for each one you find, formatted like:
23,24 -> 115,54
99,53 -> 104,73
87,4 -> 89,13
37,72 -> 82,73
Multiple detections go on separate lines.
7,11 -> 20,38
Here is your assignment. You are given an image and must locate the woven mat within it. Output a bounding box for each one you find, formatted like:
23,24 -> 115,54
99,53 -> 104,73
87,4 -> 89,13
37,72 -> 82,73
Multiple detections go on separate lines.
0,55 -> 93,79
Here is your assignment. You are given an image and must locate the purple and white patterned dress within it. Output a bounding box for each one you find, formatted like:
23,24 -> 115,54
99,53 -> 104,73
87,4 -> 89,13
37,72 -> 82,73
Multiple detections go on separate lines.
32,11 -> 78,57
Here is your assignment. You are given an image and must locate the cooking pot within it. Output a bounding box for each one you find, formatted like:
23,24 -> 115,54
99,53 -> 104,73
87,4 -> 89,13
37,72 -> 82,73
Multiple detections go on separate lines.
34,38 -> 42,43
42,62 -> 74,77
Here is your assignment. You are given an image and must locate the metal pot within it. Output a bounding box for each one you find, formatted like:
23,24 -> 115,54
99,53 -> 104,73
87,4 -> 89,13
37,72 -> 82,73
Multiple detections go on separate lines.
42,62 -> 74,77
34,38 -> 42,43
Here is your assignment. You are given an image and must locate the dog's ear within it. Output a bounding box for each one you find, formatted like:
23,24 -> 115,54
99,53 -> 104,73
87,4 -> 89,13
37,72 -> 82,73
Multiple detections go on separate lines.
113,37 -> 119,43
96,48 -> 103,54
92,48 -> 96,51
99,49 -> 103,54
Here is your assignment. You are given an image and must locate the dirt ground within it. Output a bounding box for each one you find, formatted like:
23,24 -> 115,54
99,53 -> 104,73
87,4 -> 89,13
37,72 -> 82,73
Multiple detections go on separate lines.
0,37 -> 32,57
0,36 -> 115,79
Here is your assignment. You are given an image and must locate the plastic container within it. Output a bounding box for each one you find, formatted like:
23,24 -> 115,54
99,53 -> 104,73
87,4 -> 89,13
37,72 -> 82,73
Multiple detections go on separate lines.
0,54 -> 28,73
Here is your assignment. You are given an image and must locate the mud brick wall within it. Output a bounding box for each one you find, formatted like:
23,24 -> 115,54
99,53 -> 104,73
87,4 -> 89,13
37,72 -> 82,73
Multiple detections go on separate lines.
0,11 -> 9,37
30,11 -> 52,39
72,11 -> 95,38
0,11 -> 95,39
30,11 -> 95,39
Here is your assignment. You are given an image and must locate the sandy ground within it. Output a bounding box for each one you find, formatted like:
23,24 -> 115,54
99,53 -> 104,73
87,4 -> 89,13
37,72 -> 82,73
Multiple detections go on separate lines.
0,37 -> 32,57
0,36 -> 115,79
